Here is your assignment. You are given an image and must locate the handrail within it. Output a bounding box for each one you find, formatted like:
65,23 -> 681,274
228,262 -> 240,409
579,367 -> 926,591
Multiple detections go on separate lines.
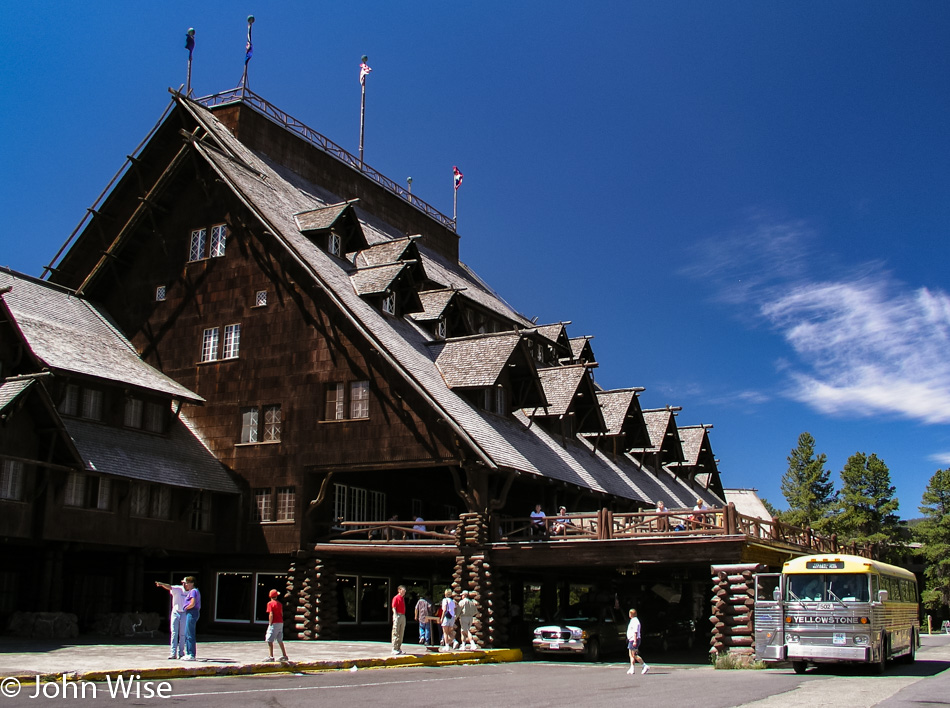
323,508 -> 876,559
193,86 -> 458,232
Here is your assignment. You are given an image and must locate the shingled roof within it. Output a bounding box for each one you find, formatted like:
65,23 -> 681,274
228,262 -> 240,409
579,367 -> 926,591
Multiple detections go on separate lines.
0,270 -> 202,403
592,388 -> 649,448
410,289 -> 458,322
433,332 -> 527,388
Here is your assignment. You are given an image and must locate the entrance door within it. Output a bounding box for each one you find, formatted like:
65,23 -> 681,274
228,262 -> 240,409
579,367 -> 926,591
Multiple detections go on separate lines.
753,573 -> 785,661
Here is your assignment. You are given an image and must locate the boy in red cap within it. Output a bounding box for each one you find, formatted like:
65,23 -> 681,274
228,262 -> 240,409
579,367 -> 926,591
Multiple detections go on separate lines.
265,589 -> 289,662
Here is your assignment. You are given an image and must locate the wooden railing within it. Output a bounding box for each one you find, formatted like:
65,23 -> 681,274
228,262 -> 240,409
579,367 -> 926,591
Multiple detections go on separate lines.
323,505 -> 876,558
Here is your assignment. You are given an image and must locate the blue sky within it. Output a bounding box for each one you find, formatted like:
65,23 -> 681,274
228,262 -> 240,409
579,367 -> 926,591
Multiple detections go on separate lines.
2,1 -> 949,518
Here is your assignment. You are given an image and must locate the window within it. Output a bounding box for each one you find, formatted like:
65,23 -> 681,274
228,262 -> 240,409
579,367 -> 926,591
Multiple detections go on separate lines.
276,487 -> 295,521
240,405 -> 281,443
64,473 -> 111,510
328,232 -> 342,257
350,381 -> 369,419
124,398 -> 144,429
210,224 -> 227,258
59,385 -> 79,416
155,285 -> 166,302
189,229 -> 207,262
81,389 -> 103,421
255,290 -> 267,307
144,402 -> 165,433
382,291 -> 396,316
252,487 -> 294,523
436,316 -> 446,339
191,491 -> 212,531
334,483 -> 385,525
188,224 -> 228,262
325,381 -> 370,421
150,486 -> 171,519
325,383 -> 345,420
0,460 -> 23,501
201,327 -> 219,362
131,483 -> 171,519
254,488 -> 272,522
130,483 -> 149,517
223,324 -> 241,359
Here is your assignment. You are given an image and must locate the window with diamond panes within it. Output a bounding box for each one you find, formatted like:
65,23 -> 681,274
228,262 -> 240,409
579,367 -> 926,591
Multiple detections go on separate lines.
241,407 -> 259,443
210,225 -> 227,257
255,290 -> 267,307
263,405 -> 281,441
188,229 -> 207,262
222,324 -> 241,359
155,285 -> 166,302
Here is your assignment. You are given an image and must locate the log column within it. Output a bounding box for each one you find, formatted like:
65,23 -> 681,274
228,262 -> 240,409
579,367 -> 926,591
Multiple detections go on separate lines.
709,563 -> 765,658
454,512 -> 503,647
286,552 -> 338,640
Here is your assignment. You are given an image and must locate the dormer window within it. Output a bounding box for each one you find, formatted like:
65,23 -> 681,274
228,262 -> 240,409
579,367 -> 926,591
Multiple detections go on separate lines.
436,316 -> 447,340
328,231 -> 342,257
480,385 -> 508,416
382,291 -> 396,316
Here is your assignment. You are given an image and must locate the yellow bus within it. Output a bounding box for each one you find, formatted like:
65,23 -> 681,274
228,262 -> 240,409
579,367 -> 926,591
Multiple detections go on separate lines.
754,554 -> 919,674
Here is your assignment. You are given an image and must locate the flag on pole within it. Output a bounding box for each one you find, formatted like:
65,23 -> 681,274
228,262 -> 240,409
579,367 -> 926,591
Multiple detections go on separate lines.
245,15 -> 255,65
360,59 -> 372,86
185,29 -> 195,59
453,166 -> 464,191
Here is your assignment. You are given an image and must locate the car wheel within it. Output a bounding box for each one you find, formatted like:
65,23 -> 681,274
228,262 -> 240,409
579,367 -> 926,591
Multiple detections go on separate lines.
585,638 -> 601,662
792,661 -> 807,674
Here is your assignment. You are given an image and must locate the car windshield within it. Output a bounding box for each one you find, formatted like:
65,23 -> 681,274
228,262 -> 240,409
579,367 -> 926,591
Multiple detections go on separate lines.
786,573 -> 870,602
558,603 -> 604,622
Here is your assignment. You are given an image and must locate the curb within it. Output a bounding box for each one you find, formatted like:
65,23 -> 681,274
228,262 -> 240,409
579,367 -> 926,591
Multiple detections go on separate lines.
5,648 -> 523,684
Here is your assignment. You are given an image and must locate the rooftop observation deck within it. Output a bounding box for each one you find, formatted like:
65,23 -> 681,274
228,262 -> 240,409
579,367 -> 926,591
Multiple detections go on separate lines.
314,505 -> 876,570
195,86 -> 457,232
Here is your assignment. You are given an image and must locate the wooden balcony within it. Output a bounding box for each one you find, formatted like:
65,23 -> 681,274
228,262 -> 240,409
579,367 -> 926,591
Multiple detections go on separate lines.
314,504 -> 874,568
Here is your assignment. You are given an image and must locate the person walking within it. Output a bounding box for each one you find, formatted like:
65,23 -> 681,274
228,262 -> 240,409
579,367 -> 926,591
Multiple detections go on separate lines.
626,608 -> 650,675
414,592 -> 432,646
264,589 -> 289,662
181,576 -> 201,661
154,579 -> 186,659
440,589 -> 458,650
457,589 -> 478,649
391,585 -> 408,655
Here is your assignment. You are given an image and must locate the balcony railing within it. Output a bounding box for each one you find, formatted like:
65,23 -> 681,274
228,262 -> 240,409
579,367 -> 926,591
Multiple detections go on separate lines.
193,86 -> 458,232
323,505 -> 876,559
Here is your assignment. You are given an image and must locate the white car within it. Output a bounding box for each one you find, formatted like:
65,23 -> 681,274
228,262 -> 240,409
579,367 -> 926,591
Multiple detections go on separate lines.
532,604 -> 626,662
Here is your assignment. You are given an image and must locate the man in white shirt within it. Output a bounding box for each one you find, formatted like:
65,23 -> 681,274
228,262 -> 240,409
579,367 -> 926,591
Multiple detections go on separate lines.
155,580 -> 186,659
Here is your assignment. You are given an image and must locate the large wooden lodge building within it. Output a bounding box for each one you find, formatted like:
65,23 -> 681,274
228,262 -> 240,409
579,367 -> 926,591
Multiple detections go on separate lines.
1,86 -> 832,647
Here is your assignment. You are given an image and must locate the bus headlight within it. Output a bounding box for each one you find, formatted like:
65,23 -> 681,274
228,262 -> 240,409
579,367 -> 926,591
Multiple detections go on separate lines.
853,635 -> 869,645
787,634 -> 800,643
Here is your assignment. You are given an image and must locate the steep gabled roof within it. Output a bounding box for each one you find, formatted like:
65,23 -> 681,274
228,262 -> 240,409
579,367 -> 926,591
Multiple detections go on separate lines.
569,336 -> 595,364
0,270 -> 202,403
410,289 -> 458,322
356,236 -> 420,267
528,364 -> 605,433
294,201 -> 369,251
592,388 -> 649,448
0,378 -> 33,412
631,408 -> 685,464
433,332 -> 527,388
350,262 -> 409,297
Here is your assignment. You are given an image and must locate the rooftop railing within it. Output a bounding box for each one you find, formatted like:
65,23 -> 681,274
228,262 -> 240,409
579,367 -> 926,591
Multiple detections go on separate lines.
194,86 -> 458,232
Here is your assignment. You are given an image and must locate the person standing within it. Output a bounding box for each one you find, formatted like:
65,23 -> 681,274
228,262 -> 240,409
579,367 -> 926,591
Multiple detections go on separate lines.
181,576 -> 201,661
626,608 -> 650,675
264,589 -> 289,662
457,590 -> 478,649
440,589 -> 458,650
154,580 -> 186,659
414,592 -> 432,645
391,585 -> 407,655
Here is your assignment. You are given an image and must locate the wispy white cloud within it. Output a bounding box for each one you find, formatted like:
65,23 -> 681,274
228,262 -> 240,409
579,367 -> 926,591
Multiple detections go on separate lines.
683,213 -> 950,425
928,452 -> 950,466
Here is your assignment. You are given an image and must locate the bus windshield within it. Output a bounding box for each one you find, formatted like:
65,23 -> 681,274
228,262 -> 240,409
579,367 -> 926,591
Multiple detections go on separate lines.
786,573 -> 870,603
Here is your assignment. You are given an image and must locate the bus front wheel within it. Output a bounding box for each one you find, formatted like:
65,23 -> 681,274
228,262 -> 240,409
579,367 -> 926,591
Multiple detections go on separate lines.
792,661 -> 807,674
872,637 -> 887,675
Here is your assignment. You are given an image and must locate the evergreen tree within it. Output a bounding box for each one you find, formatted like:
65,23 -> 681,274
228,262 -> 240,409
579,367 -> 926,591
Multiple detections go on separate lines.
779,432 -> 835,531
915,468 -> 950,613
835,452 -> 902,556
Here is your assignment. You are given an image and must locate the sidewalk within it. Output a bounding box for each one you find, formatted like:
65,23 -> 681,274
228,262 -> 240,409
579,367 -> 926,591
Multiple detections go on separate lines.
0,636 -> 522,683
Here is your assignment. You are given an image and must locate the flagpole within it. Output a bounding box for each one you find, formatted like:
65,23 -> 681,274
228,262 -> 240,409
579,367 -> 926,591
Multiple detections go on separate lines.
185,28 -> 195,96
359,55 -> 369,170
241,15 -> 255,91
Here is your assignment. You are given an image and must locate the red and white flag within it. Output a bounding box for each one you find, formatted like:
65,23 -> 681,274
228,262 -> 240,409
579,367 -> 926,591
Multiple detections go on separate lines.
453,166 -> 463,191
359,61 -> 372,86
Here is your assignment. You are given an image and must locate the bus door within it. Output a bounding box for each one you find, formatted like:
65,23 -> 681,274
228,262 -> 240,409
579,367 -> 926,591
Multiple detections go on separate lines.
753,573 -> 785,661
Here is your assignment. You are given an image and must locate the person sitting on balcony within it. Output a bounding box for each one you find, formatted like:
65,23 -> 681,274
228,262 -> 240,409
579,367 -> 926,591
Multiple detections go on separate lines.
412,516 -> 426,539
552,506 -> 572,536
530,504 -> 547,537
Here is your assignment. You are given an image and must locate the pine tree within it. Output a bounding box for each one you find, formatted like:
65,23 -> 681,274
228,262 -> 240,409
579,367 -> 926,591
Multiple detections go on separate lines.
835,452 -> 902,556
915,468 -> 950,612
779,432 -> 835,531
